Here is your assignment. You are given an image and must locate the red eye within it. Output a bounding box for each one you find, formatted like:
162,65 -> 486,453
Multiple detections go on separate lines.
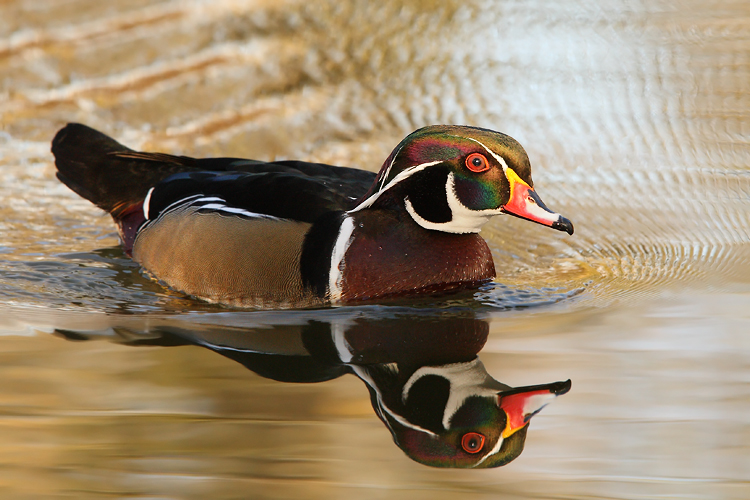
461,432 -> 485,453
465,153 -> 489,173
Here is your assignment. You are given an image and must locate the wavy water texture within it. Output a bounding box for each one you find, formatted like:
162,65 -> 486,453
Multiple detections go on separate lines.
2,0 -> 748,313
1,1 -> 750,498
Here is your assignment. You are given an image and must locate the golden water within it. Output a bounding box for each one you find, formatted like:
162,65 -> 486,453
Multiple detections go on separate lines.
1,0 -> 750,498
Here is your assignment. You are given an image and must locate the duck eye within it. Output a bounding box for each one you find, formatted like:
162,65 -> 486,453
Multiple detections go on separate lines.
460,432 -> 485,453
465,153 -> 489,173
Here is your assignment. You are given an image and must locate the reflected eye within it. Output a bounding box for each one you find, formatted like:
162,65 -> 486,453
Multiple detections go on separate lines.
461,432 -> 485,453
465,153 -> 490,173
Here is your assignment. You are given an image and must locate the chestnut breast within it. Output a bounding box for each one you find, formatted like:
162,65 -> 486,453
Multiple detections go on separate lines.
341,210 -> 496,301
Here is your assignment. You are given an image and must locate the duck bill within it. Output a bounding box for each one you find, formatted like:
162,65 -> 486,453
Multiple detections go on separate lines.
498,379 -> 571,438
501,170 -> 574,235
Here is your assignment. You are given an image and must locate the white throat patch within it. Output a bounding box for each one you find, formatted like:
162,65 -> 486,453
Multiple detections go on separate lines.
402,358 -> 505,431
404,173 -> 503,234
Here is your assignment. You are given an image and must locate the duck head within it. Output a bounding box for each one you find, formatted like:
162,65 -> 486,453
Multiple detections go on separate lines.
351,125 -> 573,235
353,359 -> 571,468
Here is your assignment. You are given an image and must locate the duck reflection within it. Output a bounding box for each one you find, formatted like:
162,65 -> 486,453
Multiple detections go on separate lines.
57,311 -> 570,468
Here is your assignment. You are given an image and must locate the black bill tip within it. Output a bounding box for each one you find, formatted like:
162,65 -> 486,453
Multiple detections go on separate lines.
549,379 -> 572,395
498,379 -> 572,398
552,216 -> 574,235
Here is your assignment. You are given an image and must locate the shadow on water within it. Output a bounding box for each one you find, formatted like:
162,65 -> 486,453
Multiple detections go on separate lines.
54,308 -> 570,469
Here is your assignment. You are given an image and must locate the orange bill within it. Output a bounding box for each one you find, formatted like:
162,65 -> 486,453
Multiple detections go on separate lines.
498,379 -> 572,438
501,168 -> 574,235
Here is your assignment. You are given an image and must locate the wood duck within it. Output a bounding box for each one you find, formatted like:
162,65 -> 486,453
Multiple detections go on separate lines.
57,311 -> 570,468
53,123 -> 574,308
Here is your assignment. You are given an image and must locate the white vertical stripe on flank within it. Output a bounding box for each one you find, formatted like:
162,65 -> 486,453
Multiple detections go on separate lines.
332,321 -> 354,363
142,187 -> 155,220
328,216 -> 356,301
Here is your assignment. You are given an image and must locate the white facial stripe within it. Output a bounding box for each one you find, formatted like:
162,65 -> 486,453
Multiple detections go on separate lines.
404,173 -> 503,234
473,434 -> 505,468
328,216 -> 355,302
472,391 -> 559,468
459,137 -> 560,222
457,135 -> 511,173
380,400 -> 438,437
379,141 -> 408,190
348,160 -> 444,213
351,365 -> 438,437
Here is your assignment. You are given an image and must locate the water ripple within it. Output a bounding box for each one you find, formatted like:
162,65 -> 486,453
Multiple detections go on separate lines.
2,0 -> 750,315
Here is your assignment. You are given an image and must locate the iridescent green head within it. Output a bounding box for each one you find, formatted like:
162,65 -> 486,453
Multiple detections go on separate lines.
351,125 -> 573,235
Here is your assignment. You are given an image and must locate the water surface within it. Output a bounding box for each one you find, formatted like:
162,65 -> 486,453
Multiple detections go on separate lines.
1,0 -> 750,498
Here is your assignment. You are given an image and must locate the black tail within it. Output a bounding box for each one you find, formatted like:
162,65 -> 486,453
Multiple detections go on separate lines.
52,123 -> 198,218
